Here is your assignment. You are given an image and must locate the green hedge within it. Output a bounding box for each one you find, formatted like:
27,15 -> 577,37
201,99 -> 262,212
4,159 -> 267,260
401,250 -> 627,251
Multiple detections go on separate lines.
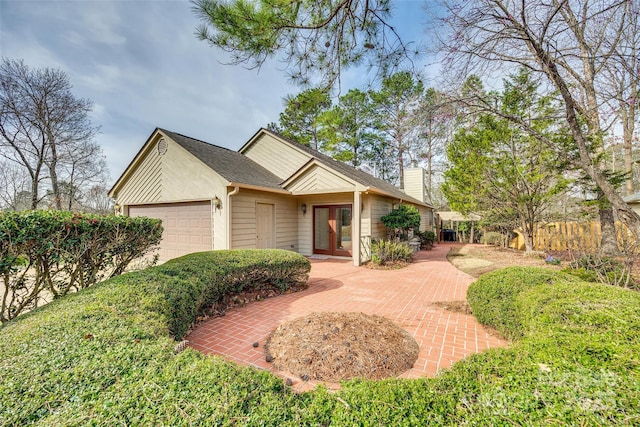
0,210 -> 162,321
153,250 -> 311,338
2,260 -> 640,425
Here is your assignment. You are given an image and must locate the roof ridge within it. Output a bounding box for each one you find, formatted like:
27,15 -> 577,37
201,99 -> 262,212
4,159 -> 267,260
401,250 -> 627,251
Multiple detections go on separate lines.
158,128 -> 238,154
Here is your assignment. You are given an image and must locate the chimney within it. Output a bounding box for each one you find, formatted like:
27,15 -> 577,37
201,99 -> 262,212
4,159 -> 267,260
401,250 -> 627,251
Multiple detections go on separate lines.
403,167 -> 426,203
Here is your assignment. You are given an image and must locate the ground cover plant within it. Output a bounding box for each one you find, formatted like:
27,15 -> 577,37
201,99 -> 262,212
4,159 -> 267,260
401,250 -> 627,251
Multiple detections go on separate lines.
2,249 -> 640,425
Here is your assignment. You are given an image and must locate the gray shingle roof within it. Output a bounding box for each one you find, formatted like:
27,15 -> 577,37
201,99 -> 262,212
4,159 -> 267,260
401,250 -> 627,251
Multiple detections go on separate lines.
261,129 -> 430,207
160,129 -> 283,190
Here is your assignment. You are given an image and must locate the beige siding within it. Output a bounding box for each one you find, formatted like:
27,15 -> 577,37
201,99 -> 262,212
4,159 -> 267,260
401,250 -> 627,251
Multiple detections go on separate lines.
287,165 -> 355,194
115,135 -> 228,208
403,168 -> 426,203
242,133 -> 311,180
161,138 -> 228,201
418,206 -> 434,232
117,144 -> 162,205
231,189 -> 298,251
370,195 -> 393,240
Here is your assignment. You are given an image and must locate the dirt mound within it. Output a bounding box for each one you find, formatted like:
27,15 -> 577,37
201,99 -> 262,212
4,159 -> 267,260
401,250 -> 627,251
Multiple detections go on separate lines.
265,312 -> 419,382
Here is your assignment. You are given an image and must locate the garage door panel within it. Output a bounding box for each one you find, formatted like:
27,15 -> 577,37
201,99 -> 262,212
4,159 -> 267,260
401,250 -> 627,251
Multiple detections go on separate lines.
129,201 -> 212,262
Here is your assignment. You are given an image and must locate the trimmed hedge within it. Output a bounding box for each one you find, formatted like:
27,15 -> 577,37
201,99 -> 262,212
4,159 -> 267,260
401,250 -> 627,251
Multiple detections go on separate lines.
0,210 -> 162,321
153,250 -> 311,338
2,260 -> 640,425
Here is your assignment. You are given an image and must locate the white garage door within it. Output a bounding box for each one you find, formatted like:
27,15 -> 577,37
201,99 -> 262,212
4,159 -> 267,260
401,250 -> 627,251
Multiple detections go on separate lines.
129,201 -> 212,262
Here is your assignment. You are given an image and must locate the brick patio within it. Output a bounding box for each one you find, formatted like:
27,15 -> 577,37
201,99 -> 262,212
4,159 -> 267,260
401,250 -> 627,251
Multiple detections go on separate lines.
187,243 -> 507,390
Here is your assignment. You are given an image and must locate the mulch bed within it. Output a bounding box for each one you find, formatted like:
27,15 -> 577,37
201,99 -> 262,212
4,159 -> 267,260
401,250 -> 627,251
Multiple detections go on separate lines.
264,312 -> 419,382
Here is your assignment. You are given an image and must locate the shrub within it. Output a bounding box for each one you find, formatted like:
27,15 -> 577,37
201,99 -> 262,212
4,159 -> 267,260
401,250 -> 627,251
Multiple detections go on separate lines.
370,240 -> 413,266
467,267 -> 581,339
154,249 -> 311,338
0,210 -> 162,322
4,258 -> 640,425
381,204 -> 421,240
0,249 -> 311,426
480,231 -> 505,246
416,230 -> 436,250
564,254 -> 635,288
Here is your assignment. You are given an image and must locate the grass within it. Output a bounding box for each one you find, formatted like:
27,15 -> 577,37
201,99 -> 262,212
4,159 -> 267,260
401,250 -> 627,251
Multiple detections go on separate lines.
2,251 -> 640,425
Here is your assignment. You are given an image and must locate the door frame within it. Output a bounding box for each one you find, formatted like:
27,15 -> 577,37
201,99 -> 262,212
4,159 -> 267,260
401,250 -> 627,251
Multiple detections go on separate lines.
256,202 -> 275,249
312,204 -> 353,257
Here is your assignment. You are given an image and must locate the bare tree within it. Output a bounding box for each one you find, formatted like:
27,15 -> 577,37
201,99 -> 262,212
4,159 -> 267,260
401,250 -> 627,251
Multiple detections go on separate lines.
439,0 -> 640,240
0,59 -> 104,211
0,160 -> 30,210
600,0 -> 640,196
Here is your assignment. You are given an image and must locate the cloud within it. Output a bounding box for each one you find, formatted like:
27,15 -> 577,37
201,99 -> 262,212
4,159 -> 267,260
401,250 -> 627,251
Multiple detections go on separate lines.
1,0 -> 435,185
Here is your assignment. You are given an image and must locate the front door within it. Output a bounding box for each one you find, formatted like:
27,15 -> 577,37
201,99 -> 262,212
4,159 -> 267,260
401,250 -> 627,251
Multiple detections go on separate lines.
256,203 -> 275,248
313,205 -> 352,256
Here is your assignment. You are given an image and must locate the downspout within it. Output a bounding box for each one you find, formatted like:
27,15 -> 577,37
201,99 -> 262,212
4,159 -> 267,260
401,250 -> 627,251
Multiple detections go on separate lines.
226,186 -> 240,249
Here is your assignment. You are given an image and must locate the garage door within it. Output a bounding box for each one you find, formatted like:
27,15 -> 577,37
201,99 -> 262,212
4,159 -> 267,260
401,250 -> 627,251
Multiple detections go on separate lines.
129,201 -> 212,262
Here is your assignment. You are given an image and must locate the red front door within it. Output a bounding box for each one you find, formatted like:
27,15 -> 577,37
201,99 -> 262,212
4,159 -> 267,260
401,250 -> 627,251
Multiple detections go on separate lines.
313,205 -> 352,256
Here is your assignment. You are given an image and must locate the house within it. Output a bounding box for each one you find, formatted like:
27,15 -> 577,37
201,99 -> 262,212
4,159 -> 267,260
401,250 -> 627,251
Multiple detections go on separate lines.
624,192 -> 640,216
108,128 -> 434,265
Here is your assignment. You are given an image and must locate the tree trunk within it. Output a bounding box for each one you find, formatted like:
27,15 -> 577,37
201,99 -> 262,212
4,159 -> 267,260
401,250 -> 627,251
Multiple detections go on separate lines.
622,107 -> 636,196
599,205 -> 619,256
469,222 -> 475,243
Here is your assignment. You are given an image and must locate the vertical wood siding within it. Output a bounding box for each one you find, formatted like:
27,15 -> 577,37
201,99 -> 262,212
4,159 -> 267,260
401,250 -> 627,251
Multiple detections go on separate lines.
243,134 -> 311,180
231,190 -> 298,251
287,165 -> 353,192
117,145 -> 162,204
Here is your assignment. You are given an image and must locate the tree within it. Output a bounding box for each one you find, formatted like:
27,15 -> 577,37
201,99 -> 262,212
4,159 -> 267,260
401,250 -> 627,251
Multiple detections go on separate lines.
369,71 -> 424,187
417,87 -> 456,201
443,70 -> 569,253
0,160 -> 30,210
0,59 -> 106,210
269,87 -> 331,150
439,0 -> 640,239
192,0 -> 419,87
318,88 -> 380,166
600,0 -> 640,196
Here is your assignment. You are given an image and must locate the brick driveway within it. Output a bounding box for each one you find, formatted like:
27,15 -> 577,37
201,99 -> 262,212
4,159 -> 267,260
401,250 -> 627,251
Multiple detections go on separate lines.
187,244 -> 506,389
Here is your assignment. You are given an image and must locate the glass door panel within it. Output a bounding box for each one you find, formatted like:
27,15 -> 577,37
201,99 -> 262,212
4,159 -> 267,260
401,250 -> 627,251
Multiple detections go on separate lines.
313,205 -> 352,256
314,207 -> 330,253
335,207 -> 352,253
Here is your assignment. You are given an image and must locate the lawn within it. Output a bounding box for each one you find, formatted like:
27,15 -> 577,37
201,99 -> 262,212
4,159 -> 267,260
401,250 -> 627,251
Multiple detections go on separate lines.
2,248 -> 640,425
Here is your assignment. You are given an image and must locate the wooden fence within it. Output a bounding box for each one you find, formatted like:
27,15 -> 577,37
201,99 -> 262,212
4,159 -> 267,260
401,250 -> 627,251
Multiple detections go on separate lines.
509,221 -> 632,252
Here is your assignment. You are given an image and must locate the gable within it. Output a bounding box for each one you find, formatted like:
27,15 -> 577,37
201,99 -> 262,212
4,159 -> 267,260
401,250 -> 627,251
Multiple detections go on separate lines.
285,163 -> 356,194
109,130 -> 227,205
240,132 -> 312,180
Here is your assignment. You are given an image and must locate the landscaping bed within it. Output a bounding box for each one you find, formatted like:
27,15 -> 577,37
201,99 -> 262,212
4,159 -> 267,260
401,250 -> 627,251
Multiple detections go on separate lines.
2,249 -> 640,425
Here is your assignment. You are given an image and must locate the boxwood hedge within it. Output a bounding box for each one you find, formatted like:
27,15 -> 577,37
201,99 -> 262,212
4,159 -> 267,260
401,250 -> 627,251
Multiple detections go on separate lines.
2,259 -> 640,426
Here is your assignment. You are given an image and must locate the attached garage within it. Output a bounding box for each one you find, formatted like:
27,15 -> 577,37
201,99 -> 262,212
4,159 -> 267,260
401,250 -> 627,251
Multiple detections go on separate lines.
129,201 -> 212,261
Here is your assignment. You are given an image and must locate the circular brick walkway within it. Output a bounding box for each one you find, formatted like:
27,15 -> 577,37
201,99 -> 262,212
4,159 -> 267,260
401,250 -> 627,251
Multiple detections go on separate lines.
187,244 -> 507,390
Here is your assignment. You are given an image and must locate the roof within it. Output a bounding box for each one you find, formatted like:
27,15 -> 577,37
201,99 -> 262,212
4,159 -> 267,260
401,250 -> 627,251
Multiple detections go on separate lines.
437,211 -> 482,221
251,128 -> 431,207
158,129 -> 284,190
623,192 -> 640,204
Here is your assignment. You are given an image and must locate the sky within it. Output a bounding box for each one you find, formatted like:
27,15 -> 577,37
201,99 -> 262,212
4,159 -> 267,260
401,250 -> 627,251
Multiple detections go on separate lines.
0,0 -> 434,186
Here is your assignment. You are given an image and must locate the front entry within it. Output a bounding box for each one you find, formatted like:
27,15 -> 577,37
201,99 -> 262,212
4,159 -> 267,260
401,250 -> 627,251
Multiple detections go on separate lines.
313,205 -> 352,256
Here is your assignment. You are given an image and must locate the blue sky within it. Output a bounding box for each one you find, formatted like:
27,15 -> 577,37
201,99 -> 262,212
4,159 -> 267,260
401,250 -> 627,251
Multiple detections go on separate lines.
0,0 -> 433,184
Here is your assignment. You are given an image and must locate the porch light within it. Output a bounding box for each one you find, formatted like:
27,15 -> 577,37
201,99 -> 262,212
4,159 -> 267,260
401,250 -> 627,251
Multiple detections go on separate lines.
213,196 -> 222,209
301,203 -> 307,215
